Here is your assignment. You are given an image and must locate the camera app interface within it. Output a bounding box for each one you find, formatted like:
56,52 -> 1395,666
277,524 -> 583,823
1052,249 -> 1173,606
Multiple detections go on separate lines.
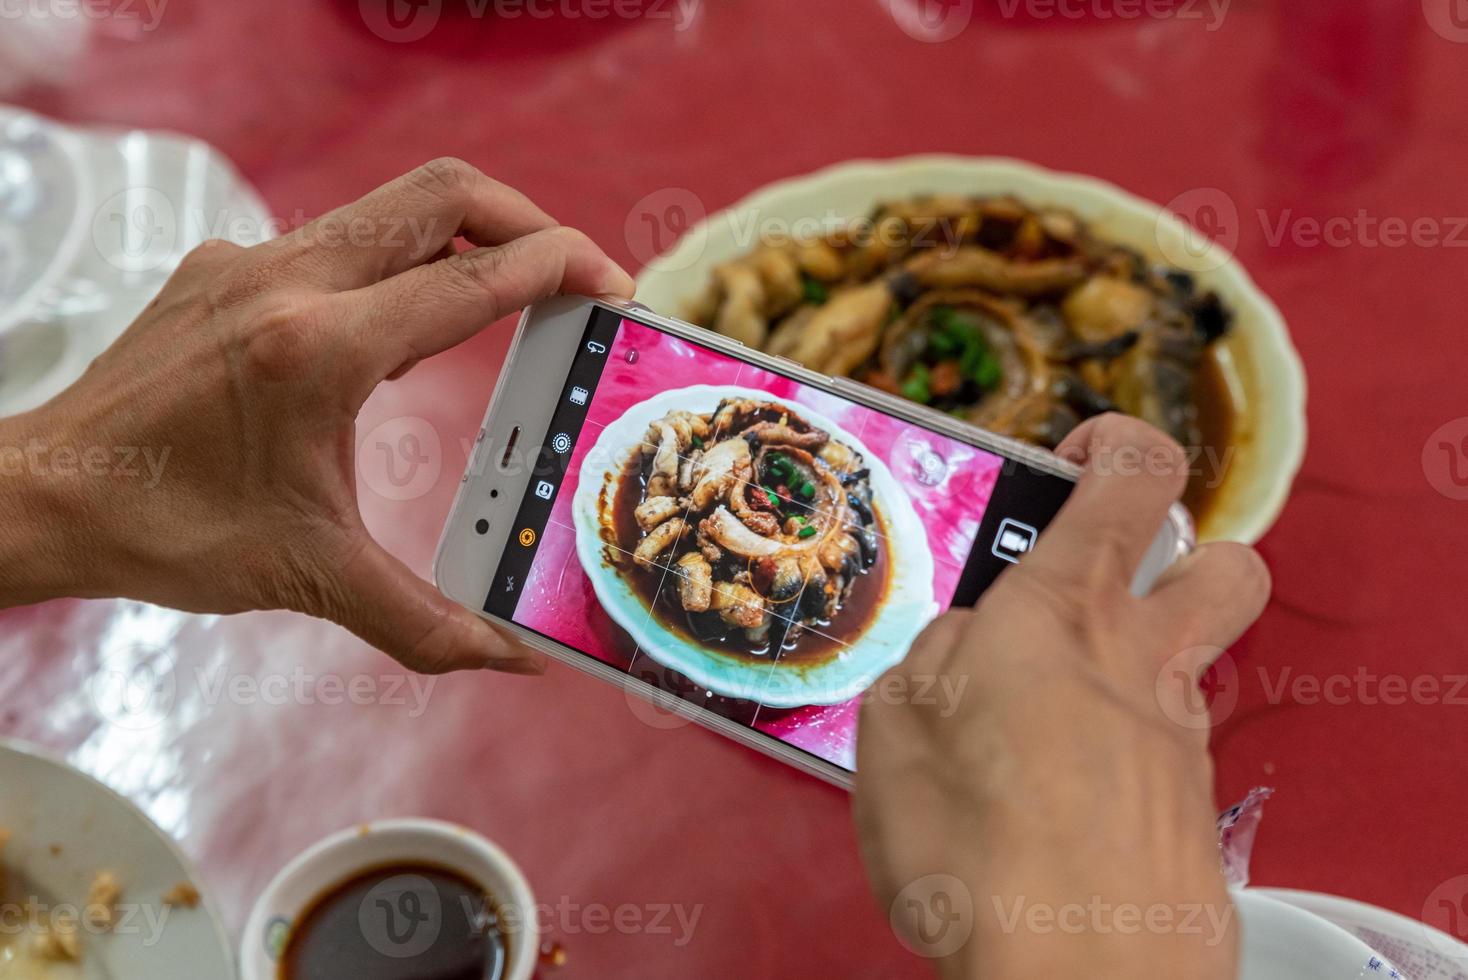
487,308 -> 1072,772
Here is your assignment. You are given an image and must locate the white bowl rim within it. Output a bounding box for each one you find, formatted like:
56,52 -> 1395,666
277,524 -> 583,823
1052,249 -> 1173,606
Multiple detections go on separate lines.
0,736 -> 235,973
240,817 -> 539,980
1255,886 -> 1468,962
569,382 -> 937,707
636,153 -> 1308,545
0,107 -> 95,339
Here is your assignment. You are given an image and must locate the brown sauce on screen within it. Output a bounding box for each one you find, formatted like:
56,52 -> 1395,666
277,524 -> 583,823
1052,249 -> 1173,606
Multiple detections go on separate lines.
610,456 -> 891,668
1183,354 -> 1235,524
280,864 -> 508,980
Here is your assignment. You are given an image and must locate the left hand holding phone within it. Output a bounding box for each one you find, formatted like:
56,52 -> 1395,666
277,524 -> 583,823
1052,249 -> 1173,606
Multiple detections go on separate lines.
0,158 -> 634,674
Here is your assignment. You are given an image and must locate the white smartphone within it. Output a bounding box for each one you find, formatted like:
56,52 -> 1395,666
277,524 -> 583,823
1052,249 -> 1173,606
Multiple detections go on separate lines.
435,296 -> 1193,789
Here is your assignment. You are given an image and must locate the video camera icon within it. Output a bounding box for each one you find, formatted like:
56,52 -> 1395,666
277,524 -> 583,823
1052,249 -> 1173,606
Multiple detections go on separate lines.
991,519 -> 1037,564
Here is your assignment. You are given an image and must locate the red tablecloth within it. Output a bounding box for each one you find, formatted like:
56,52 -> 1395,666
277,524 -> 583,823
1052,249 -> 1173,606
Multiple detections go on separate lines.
6,0 -> 1468,975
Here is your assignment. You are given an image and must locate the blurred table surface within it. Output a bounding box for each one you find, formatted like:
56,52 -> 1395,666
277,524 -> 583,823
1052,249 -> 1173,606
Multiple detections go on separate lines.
5,0 -> 1468,975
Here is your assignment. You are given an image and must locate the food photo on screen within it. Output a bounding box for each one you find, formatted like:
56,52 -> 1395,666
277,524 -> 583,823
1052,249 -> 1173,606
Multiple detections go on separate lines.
503,318 -> 1006,771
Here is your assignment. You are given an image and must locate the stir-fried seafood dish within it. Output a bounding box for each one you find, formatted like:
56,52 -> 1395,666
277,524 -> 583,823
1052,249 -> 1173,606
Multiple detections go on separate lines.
686,194 -> 1234,514
604,399 -> 886,661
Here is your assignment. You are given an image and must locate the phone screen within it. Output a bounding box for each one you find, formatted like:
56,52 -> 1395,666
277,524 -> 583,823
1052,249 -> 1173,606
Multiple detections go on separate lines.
486,306 -> 1073,773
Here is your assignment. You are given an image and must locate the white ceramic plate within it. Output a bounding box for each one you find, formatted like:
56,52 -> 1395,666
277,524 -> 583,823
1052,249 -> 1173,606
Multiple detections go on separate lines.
634,155 -> 1307,544
0,738 -> 233,979
1259,888 -> 1468,979
1236,889 -> 1400,980
572,384 -> 936,707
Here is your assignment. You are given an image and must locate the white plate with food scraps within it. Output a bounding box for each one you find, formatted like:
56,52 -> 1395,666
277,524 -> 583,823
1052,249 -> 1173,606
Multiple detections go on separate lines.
0,738 -> 233,979
633,155 -> 1306,544
572,384 -> 936,707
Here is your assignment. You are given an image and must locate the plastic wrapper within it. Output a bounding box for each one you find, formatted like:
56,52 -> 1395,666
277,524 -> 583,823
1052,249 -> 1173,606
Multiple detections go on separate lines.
1219,786 -> 1275,888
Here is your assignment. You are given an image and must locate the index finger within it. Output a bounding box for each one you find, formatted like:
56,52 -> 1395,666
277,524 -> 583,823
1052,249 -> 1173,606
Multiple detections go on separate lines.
272,158 -> 561,290
1031,413 -> 1190,582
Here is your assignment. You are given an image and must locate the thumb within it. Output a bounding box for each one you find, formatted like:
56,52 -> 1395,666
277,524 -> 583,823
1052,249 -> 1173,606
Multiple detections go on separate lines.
328,535 -> 547,675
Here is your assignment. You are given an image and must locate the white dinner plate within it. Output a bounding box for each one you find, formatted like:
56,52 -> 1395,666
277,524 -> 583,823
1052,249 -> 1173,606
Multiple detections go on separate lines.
0,739 -> 233,979
572,384 -> 936,707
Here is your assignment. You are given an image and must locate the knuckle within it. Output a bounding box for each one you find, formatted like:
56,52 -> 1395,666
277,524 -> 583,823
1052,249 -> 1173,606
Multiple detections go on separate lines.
415,156 -> 479,196
444,246 -> 510,293
546,224 -> 592,251
204,262 -> 275,312
180,238 -> 243,270
235,300 -> 319,382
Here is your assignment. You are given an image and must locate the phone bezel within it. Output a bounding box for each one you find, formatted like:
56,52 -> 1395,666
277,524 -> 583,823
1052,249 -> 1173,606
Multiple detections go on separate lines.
434,295 -> 1194,790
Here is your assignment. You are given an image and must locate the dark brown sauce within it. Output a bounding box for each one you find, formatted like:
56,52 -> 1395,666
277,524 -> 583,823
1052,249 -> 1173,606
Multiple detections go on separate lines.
609,456 -> 891,668
1183,353 -> 1234,524
280,864 -> 507,980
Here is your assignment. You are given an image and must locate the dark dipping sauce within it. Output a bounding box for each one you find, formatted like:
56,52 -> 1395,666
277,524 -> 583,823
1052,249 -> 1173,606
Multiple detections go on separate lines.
609,457 -> 892,668
280,864 -> 507,980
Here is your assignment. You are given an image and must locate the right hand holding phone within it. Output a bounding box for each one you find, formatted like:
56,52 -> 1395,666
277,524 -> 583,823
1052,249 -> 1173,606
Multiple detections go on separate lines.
854,413 -> 1270,980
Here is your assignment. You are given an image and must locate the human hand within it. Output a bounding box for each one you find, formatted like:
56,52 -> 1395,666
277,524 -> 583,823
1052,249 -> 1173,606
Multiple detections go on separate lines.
854,413 -> 1270,980
0,158 -> 633,674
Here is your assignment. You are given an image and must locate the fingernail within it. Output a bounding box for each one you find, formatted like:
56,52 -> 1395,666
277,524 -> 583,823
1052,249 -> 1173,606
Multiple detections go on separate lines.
604,263 -> 636,299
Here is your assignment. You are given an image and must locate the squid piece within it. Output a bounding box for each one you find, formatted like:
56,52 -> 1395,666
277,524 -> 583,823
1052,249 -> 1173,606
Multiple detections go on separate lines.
709,581 -> 766,630
784,280 -> 896,377
905,245 -> 1088,297
688,437 -> 751,510
793,238 -> 845,281
744,421 -> 829,450
1060,276 -> 1154,343
711,262 -> 769,348
661,409 -> 711,451
748,245 -> 804,317
643,421 -> 681,498
676,552 -> 713,613
764,304 -> 819,360
633,517 -> 688,569
701,506 -> 785,558
634,495 -> 681,532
